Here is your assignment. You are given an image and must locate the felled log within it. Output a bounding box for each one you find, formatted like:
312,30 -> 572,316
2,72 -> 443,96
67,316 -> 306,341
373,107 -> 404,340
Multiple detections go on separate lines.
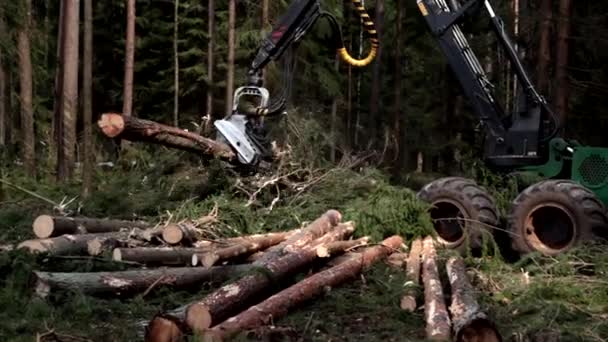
17,232 -> 136,256
193,231 -> 296,268
162,223 -> 205,245
32,214 -> 149,238
446,257 -> 502,342
97,113 -> 236,162
422,237 -> 451,341
253,209 -> 342,266
204,236 -> 404,341
401,238 -> 423,312
113,247 -> 213,265
386,252 -> 408,269
32,265 -> 252,298
145,222 -> 354,342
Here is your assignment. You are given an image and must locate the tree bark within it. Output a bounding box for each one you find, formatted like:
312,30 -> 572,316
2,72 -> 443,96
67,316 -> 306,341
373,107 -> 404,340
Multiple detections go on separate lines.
0,34 -> 5,147
58,0 -> 80,180
82,0 -> 93,197
253,209 -> 342,266
201,0 -> 215,136
225,0 -> 236,116
537,0 -> 552,94
123,0 -> 136,117
555,0 -> 572,127
114,246 -> 213,265
52,0 -> 66,168
393,0 -> 405,174
18,0 -> 35,177
17,232 -> 137,256
173,0 -> 179,127
401,238 -> 422,312
87,235 -> 143,256
446,257 -> 502,342
33,265 -> 252,298
97,113 -> 237,162
368,0 -> 384,147
204,236 -> 403,341
194,231 -> 296,268
145,223 -> 353,341
422,237 -> 451,341
32,214 -> 150,238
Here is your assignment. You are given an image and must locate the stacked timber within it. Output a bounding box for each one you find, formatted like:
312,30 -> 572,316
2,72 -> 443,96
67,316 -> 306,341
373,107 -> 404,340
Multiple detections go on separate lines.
10,208 -> 504,341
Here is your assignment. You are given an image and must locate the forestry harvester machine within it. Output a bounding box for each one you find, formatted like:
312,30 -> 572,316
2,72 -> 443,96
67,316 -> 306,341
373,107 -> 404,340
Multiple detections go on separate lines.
214,0 -> 608,257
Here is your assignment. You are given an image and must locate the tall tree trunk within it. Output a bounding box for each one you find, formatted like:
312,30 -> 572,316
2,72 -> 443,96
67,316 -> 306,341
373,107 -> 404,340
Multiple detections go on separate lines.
53,0 -> 65,173
512,0 -> 520,105
58,0 -> 80,181
393,0 -> 404,175
205,0 -> 214,125
537,0 -> 552,94
225,0 -> 236,116
555,0 -> 571,128
18,0 -> 35,177
369,0 -> 384,149
123,0 -> 136,117
261,0 -> 269,86
173,0 -> 179,127
0,40 -> 5,147
330,55 -> 339,163
82,0 -> 93,197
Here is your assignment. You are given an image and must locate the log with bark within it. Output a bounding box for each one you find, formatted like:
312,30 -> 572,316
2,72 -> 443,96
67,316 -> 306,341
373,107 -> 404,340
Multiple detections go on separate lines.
162,222 -> 205,245
97,113 -> 237,162
315,237 -> 369,258
144,222 -> 354,342
446,256 -> 502,342
17,231 -> 140,256
253,209 -> 342,266
87,234 -> 145,256
203,235 -> 404,341
401,238 -> 423,312
32,264 -> 252,298
422,236 -> 451,341
193,231 -> 296,268
32,214 -> 150,238
113,247 -> 214,265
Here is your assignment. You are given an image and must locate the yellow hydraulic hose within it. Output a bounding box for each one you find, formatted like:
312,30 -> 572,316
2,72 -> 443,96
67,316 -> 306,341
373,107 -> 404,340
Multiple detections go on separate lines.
337,0 -> 379,67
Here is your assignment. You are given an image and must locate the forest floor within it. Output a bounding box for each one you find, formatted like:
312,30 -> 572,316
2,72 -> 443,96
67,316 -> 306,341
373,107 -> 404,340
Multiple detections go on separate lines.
1,146 -> 608,342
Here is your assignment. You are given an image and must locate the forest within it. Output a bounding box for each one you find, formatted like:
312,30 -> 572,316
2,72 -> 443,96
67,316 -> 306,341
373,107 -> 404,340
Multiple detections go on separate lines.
1,0 -> 608,341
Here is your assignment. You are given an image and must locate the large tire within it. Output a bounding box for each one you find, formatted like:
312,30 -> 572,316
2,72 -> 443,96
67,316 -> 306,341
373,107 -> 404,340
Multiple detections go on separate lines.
507,179 -> 608,256
417,177 -> 499,252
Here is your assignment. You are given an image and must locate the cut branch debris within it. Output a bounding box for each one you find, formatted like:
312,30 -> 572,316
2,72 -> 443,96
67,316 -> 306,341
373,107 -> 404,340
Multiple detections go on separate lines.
32,214 -> 149,238
401,238 -> 423,312
204,235 -> 404,341
446,256 -> 502,342
97,113 -> 236,162
422,236 -> 451,341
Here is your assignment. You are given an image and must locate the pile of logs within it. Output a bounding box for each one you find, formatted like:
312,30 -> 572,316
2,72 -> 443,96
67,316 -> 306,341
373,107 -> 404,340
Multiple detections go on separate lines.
12,209 -> 503,341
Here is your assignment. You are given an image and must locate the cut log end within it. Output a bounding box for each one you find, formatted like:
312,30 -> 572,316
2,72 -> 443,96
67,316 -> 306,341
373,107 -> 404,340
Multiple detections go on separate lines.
400,296 -> 417,312
457,318 -> 502,342
185,304 -> 212,332
33,215 -> 55,238
87,239 -> 104,256
325,209 -> 342,226
162,225 -> 184,245
98,113 -> 126,138
202,253 -> 220,269
112,248 -> 122,261
145,316 -> 184,342
191,254 -> 199,266
17,240 -> 49,253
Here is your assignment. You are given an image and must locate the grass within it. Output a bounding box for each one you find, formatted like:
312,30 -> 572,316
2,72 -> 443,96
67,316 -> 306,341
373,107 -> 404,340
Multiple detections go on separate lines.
1,147 -> 608,341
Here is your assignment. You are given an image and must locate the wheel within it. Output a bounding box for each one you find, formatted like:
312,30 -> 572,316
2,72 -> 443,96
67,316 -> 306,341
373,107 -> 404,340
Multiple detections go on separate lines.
417,177 -> 499,252
507,179 -> 608,256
